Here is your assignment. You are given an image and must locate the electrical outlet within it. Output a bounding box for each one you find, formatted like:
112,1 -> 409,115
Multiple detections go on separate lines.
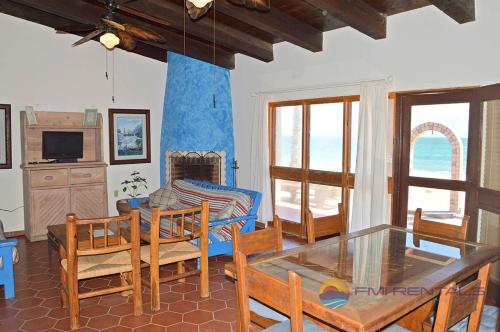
114,190 -> 118,197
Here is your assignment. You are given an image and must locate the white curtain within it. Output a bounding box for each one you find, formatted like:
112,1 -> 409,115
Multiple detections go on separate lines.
351,81 -> 389,232
250,94 -> 274,222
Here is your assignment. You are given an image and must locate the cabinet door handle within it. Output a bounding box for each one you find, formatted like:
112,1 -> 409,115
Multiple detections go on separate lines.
44,176 -> 54,181
81,173 -> 92,178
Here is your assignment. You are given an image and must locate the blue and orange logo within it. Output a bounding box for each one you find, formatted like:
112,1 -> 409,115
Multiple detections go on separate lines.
319,279 -> 350,309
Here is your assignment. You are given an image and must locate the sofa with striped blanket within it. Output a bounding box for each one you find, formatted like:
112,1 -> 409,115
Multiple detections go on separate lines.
137,179 -> 262,257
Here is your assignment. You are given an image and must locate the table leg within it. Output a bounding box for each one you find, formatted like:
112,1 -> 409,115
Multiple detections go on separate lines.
396,299 -> 435,332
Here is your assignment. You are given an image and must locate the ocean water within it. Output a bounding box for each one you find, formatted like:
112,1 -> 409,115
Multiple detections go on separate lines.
278,136 -> 468,176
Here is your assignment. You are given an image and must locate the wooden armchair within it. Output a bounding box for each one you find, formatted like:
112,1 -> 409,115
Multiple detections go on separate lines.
60,210 -> 142,330
413,208 -> 469,241
305,203 -> 346,244
234,250 -> 327,332
140,201 -> 209,311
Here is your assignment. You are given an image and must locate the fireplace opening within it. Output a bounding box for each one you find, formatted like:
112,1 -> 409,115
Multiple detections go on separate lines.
168,151 -> 223,184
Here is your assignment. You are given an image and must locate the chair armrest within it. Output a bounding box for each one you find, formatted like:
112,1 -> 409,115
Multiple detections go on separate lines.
0,239 -> 18,248
208,215 -> 257,228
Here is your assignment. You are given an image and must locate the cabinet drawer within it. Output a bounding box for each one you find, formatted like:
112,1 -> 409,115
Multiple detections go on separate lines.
70,167 -> 105,184
31,169 -> 68,188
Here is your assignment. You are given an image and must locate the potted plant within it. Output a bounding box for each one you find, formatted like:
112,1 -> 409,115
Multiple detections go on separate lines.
119,171 -> 148,208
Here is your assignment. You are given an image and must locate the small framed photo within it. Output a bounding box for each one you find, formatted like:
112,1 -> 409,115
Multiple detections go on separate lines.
109,109 -> 151,165
0,104 -> 12,169
26,106 -> 38,125
84,109 -> 98,126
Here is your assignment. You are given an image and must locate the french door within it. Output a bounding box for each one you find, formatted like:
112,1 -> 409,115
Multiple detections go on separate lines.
395,84 -> 500,243
394,89 -> 478,236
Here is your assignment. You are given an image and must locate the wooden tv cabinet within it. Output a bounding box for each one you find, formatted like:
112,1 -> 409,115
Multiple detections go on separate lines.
20,111 -> 108,241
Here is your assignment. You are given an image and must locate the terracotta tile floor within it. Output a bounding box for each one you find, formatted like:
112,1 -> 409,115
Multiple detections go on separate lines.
0,235 -> 303,332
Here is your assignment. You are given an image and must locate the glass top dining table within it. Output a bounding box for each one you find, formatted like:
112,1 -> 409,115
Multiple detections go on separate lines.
244,225 -> 500,332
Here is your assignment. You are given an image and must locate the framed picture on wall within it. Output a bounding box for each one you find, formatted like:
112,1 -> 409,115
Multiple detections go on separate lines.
0,104 -> 12,169
108,109 -> 151,165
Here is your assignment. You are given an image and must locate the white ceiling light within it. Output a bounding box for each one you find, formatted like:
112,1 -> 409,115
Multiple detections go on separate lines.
188,0 -> 213,8
100,32 -> 120,50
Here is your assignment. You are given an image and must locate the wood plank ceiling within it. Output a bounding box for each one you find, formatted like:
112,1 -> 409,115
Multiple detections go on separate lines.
0,0 -> 475,69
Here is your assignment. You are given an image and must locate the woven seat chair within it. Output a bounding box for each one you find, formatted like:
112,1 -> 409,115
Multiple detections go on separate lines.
59,210 -> 142,330
140,201 -> 209,311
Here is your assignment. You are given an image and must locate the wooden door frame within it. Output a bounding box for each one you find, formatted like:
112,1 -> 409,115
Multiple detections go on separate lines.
475,83 -> 500,215
392,88 -> 480,240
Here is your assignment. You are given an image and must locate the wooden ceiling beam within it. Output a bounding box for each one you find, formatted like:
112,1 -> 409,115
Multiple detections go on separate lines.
304,0 -> 386,39
213,0 -> 323,52
428,0 -> 475,24
122,0 -> 274,62
0,0 -> 167,62
7,0 -> 235,68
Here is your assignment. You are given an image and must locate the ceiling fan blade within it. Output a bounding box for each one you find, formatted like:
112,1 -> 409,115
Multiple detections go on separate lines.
56,24 -> 96,34
228,0 -> 270,11
114,0 -> 138,4
122,23 -> 166,43
72,29 -> 104,47
116,31 -> 136,51
186,1 -> 212,20
102,18 -> 126,31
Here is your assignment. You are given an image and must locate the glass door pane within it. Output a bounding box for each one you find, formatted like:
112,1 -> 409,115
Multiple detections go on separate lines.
410,103 -> 469,181
308,183 -> 342,218
275,105 -> 303,168
481,100 -> 500,191
309,103 -> 343,172
275,179 -> 302,223
407,186 -> 465,229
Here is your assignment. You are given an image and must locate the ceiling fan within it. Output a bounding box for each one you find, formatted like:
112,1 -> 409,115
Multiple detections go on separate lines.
56,0 -> 166,51
187,0 -> 271,20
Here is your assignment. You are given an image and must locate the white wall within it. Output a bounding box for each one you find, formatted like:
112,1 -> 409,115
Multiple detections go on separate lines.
0,14 -> 167,232
231,0 -> 500,189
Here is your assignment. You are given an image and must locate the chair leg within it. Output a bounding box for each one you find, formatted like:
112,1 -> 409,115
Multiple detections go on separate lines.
177,261 -> 185,283
4,276 -> 15,299
120,273 -> 133,297
132,269 -> 143,316
235,280 -> 242,332
59,266 -> 68,308
200,257 -> 209,298
67,276 -> 80,330
150,266 -> 161,312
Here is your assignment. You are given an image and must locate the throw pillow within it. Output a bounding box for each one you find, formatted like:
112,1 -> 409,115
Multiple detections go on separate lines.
149,184 -> 178,209
215,200 -> 236,220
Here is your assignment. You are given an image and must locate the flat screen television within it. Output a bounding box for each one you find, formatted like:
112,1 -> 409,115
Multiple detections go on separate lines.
42,131 -> 84,163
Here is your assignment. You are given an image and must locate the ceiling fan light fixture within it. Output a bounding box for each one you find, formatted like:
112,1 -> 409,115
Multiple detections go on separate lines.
100,32 -> 120,49
188,0 -> 213,8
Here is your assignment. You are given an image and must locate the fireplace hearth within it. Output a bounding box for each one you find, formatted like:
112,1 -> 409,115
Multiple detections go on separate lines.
167,151 -> 226,185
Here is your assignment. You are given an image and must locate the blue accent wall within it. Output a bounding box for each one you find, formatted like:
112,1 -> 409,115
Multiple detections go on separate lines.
160,52 -> 235,186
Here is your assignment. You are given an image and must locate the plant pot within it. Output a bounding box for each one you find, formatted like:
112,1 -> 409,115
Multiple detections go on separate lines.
128,197 -> 149,208
116,199 -> 131,215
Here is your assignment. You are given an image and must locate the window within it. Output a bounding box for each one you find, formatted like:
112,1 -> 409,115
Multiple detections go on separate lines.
270,97 -> 359,236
